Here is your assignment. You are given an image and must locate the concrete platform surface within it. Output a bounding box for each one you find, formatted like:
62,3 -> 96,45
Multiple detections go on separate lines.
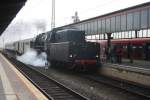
100,63 -> 150,87
0,53 -> 48,100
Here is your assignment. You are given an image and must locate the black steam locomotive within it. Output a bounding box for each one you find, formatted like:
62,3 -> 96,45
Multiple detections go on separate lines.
33,28 -> 101,71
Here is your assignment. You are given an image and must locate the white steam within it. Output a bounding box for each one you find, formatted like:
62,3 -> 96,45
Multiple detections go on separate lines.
16,49 -> 49,67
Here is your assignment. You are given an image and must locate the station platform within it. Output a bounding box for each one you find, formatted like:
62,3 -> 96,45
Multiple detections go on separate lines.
101,58 -> 150,75
0,53 -> 48,100
119,59 -> 150,70
99,59 -> 150,87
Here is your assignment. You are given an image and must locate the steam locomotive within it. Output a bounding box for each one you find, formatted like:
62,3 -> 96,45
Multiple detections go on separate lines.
5,28 -> 100,71
32,28 -> 101,71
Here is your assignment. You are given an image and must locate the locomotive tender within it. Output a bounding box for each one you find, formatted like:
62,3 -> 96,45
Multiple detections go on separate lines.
33,28 -> 101,71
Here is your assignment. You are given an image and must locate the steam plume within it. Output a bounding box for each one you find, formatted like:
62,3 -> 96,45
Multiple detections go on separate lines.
16,49 -> 49,67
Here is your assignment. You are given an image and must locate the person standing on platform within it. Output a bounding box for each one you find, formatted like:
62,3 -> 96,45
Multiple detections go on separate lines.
110,45 -> 116,63
116,45 -> 123,63
127,43 -> 133,63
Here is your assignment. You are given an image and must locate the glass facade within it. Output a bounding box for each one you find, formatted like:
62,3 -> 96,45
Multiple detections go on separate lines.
64,6 -> 150,40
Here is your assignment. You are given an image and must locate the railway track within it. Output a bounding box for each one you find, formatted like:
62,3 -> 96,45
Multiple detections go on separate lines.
4,54 -> 88,100
3,51 -> 150,99
82,74 -> 150,99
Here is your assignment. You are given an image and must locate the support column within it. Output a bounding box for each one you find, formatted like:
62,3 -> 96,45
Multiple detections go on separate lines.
107,33 -> 112,49
135,30 -> 138,38
107,33 -> 112,61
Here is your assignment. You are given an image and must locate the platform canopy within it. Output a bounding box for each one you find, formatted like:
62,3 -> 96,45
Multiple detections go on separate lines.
0,0 -> 27,36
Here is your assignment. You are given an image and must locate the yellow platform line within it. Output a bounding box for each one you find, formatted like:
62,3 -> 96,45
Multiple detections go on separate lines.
0,54 -> 48,100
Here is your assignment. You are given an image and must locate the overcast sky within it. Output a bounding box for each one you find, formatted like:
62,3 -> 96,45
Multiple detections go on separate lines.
0,0 -> 150,47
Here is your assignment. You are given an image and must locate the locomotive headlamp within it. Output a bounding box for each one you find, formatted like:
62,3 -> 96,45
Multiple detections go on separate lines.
96,54 -> 99,58
69,54 -> 73,58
